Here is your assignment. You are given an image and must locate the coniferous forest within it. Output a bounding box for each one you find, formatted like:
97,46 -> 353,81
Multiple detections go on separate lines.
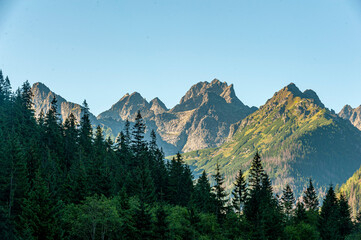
1,72 -> 361,240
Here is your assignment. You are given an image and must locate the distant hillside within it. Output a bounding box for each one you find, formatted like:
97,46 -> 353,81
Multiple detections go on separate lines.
180,83 -> 361,195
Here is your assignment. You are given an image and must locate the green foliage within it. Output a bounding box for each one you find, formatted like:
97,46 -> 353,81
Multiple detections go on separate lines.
0,75 -> 357,239
62,195 -> 122,240
284,222 -> 320,240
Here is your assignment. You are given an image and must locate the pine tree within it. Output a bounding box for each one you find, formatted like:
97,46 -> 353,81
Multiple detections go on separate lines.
192,171 -> 214,213
148,131 -> 168,201
167,153 -> 193,206
294,201 -> 307,224
212,161 -> 228,224
231,168 -> 246,214
63,113 -> 78,173
0,71 -> 12,104
88,125 -> 110,196
338,193 -> 353,238
281,184 -> 295,219
303,179 -> 319,211
132,111 -> 146,155
244,152 -> 284,239
79,100 -> 93,156
319,185 -> 339,240
134,165 -> 156,205
260,173 -> 284,239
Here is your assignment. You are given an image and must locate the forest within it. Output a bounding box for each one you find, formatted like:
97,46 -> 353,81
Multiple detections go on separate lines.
0,72 -> 360,240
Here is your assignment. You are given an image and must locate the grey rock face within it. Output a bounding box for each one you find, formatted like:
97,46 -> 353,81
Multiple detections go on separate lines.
31,82 -> 99,124
32,79 -> 256,155
339,105 -> 361,130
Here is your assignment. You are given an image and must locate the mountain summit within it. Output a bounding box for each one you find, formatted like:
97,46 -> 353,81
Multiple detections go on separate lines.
98,92 -> 153,121
31,82 -> 98,124
339,104 -> 361,130
32,79 -> 256,155
181,83 -> 361,194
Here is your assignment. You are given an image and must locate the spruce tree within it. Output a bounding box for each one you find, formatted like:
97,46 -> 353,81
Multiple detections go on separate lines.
212,161 -> 228,223
231,168 -> 246,214
319,185 -> 339,240
79,100 -> 93,156
303,179 -> 319,211
338,193 -> 353,238
244,152 -> 284,239
132,111 -> 146,155
294,201 -> 307,224
0,71 -> 12,103
281,184 -> 295,219
192,171 -> 214,213
260,173 -> 284,239
63,113 -> 78,173
88,125 -> 110,196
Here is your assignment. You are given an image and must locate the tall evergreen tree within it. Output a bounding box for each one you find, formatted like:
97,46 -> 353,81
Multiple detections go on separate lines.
319,185 -> 339,240
303,179 -> 319,211
338,193 -> 353,239
78,100 -> 93,156
62,113 -> 78,173
212,161 -> 228,223
281,184 -> 295,219
132,111 -> 146,155
231,168 -> 246,214
88,125 -> 110,196
244,152 -> 284,239
168,153 -> 193,206
294,200 -> 307,224
192,171 -> 214,213
148,130 -> 168,201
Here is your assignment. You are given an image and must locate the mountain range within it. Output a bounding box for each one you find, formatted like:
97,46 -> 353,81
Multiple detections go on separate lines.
31,80 -> 361,202
31,79 -> 256,155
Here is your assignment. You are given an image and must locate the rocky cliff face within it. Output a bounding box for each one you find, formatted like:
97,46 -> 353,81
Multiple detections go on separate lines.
339,104 -> 361,130
97,79 -> 256,154
32,79 -> 256,155
31,82 -> 99,124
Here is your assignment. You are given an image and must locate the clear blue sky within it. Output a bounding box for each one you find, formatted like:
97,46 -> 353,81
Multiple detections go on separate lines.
1,0 -> 361,115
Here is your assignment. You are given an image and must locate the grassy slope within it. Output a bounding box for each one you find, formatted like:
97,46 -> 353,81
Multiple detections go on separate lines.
179,85 -> 361,196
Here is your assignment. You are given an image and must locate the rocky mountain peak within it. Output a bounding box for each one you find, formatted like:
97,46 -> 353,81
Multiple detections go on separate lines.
31,82 -> 98,124
339,104 -> 354,119
98,91 -> 152,121
150,97 -> 168,115
172,79 -> 248,113
338,104 -> 361,130
267,83 -> 324,109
